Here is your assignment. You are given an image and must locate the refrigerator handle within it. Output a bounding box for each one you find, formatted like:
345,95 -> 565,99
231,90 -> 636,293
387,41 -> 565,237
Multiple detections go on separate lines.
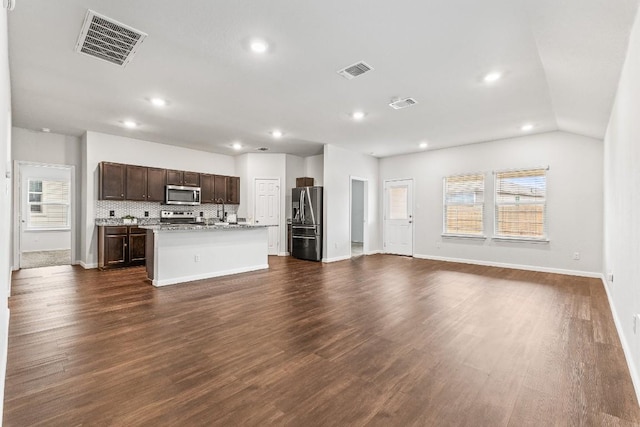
300,189 -> 305,222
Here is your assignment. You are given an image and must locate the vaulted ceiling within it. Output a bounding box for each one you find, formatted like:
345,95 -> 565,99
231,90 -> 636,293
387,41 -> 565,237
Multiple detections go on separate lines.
7,0 -> 639,157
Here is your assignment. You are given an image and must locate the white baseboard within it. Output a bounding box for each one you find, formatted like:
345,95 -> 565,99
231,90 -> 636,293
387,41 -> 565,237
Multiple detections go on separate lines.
322,255 -> 351,263
277,252 -> 289,256
413,254 -> 602,278
601,276 -> 640,406
365,250 -> 382,255
79,261 -> 98,269
0,307 -> 9,425
152,264 -> 269,287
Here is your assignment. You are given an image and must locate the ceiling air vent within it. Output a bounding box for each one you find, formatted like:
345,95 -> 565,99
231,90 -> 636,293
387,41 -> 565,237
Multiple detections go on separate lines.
75,10 -> 147,67
389,97 -> 418,110
256,147 -> 269,151
337,61 -> 374,80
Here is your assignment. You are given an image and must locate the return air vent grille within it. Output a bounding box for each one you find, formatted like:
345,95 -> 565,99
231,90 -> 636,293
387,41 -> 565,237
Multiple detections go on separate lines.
337,61 -> 374,80
389,97 -> 418,110
75,10 -> 147,67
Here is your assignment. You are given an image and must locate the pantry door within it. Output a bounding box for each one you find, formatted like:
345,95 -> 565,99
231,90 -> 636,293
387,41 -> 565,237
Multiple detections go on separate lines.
254,178 -> 280,255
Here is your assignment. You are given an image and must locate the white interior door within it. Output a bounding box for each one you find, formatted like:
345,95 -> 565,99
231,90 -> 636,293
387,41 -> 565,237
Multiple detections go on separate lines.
19,163 -> 73,268
384,179 -> 413,256
255,178 -> 280,255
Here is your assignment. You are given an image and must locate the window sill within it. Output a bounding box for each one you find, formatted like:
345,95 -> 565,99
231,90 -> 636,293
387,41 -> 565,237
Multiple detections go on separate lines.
441,234 -> 487,240
492,236 -> 550,244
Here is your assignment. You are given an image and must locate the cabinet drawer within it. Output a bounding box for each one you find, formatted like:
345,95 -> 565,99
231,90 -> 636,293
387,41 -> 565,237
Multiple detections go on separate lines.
129,226 -> 146,235
105,226 -> 128,235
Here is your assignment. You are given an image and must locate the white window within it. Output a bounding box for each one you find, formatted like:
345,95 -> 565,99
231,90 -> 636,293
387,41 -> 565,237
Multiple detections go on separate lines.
443,173 -> 484,236
494,168 -> 547,240
27,179 -> 70,229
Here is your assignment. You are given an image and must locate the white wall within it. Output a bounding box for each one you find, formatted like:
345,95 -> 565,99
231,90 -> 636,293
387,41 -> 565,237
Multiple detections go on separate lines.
351,179 -> 364,243
0,7 -> 11,423
81,131 -> 236,268
603,7 -> 640,403
380,131 -> 603,275
304,154 -> 324,186
323,144 -> 380,261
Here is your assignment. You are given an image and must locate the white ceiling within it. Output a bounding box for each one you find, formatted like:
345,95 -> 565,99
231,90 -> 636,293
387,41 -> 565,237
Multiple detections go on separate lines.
7,0 -> 639,158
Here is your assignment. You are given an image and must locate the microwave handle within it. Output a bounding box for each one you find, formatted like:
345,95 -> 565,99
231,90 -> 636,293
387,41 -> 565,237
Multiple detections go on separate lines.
194,190 -> 196,201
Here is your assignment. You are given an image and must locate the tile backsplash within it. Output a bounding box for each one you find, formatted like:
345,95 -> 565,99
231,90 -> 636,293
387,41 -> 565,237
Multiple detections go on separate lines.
96,200 -> 237,220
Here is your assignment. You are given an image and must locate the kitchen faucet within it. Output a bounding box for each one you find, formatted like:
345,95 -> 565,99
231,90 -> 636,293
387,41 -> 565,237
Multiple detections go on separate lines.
215,198 -> 226,221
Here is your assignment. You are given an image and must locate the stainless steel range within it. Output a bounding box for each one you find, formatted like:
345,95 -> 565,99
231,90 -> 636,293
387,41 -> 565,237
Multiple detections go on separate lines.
160,210 -> 204,224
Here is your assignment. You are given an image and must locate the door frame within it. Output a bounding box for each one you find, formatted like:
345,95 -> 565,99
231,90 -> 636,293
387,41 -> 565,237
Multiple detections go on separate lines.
253,177 -> 281,255
13,161 -> 76,272
383,178 -> 414,256
349,176 -> 368,257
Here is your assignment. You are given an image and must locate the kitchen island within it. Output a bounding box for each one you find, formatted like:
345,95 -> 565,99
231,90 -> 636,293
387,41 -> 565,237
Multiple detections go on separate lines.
141,223 -> 268,286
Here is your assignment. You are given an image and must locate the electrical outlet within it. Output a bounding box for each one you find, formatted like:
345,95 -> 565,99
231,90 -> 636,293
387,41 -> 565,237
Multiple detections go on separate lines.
144,211 -> 149,217
194,254 -> 200,262
572,252 -> 580,260
607,271 -> 614,282
334,242 -> 338,249
436,241 -> 441,249
109,210 -> 115,217
634,314 -> 640,335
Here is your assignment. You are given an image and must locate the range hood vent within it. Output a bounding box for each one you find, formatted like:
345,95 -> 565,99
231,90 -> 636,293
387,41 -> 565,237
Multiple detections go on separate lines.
337,61 -> 374,80
75,10 -> 147,67
389,97 -> 418,110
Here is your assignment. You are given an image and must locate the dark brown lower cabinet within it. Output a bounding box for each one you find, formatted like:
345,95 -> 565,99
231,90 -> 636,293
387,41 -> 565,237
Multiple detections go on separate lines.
98,226 -> 146,270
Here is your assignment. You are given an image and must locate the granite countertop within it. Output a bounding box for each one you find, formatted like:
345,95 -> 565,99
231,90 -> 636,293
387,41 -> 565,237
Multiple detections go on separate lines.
95,218 -> 161,226
139,223 -> 266,231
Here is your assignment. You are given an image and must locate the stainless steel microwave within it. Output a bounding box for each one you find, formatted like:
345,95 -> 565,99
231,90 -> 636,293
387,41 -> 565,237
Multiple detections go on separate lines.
165,185 -> 201,205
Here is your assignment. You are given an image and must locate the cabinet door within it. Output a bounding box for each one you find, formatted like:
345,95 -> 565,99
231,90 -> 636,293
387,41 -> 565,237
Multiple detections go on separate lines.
227,176 -> 240,204
128,233 -> 146,265
213,175 -> 227,202
105,234 -> 127,267
147,167 -> 166,202
125,165 -> 148,201
183,171 -> 200,187
100,162 -> 126,200
200,174 -> 215,203
166,170 -> 183,185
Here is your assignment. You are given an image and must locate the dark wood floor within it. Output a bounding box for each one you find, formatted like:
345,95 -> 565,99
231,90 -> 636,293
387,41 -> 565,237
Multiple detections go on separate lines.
4,255 -> 640,426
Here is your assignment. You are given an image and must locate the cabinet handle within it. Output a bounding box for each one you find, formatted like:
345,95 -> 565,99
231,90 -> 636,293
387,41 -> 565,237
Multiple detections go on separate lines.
121,194 -> 124,197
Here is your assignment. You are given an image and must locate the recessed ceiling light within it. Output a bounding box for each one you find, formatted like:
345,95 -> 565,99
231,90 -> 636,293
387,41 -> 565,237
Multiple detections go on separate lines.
484,72 -> 502,83
521,123 -> 534,132
150,97 -> 167,107
123,120 -> 138,129
232,142 -> 243,150
41,128 -> 50,133
250,39 -> 269,54
352,111 -> 365,121
271,129 -> 283,138
419,142 -> 428,149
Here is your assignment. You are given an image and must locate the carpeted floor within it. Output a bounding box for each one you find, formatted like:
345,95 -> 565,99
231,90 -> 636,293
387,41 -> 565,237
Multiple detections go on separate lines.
21,250 -> 71,269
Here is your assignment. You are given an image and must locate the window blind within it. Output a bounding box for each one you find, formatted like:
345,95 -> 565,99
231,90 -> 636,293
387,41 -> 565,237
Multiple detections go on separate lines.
494,168 -> 547,239
443,173 -> 484,235
27,179 -> 71,229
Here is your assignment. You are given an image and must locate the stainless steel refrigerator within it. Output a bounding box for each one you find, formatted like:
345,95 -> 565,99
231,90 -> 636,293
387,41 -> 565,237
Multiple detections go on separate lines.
291,186 -> 323,261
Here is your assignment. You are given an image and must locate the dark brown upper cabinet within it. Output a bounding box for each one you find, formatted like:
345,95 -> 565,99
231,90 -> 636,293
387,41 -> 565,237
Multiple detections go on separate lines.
183,171 -> 200,187
99,162 -> 126,200
227,176 -> 240,204
213,175 -> 227,202
200,174 -> 215,203
99,162 -> 238,203
125,165 -> 148,201
146,168 -> 167,202
166,170 -> 200,187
